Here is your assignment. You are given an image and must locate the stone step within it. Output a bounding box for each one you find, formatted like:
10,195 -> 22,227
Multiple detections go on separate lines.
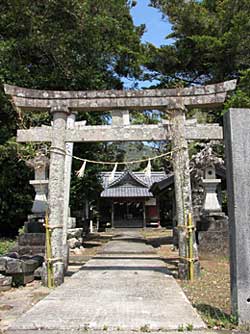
7,331 -> 216,334
18,233 -> 45,246
12,246 -> 45,256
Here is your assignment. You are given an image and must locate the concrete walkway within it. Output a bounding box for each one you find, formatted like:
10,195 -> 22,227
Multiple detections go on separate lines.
7,231 -> 205,333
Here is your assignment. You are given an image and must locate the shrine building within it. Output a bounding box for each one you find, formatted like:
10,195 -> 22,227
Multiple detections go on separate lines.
100,170 -> 166,228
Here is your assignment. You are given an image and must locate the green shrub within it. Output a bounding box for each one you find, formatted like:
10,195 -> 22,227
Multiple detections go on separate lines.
0,238 -> 15,255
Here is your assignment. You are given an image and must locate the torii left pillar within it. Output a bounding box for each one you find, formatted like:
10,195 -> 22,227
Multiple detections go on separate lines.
171,108 -> 199,279
48,106 -> 69,286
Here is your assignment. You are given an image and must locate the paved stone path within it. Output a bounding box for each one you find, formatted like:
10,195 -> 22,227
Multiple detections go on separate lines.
7,231 -> 205,333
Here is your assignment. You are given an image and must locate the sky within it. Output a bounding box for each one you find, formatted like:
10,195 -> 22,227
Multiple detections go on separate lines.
131,0 -> 173,47
123,1 -> 173,88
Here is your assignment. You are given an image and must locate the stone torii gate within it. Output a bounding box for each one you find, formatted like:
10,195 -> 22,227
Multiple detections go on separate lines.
4,80 -> 236,286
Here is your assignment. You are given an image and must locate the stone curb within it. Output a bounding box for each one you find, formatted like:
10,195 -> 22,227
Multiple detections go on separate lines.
6,330 -> 225,334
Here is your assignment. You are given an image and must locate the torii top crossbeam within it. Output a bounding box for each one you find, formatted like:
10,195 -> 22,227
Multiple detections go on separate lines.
4,80 -> 237,112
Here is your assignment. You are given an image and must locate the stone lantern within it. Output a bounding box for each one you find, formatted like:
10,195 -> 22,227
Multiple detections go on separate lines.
202,165 -> 222,213
190,144 -> 229,256
25,153 -> 49,234
13,153 -> 49,255
199,164 -> 228,255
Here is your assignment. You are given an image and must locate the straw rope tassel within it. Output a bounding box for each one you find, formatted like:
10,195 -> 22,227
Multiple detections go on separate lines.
76,160 -> 87,178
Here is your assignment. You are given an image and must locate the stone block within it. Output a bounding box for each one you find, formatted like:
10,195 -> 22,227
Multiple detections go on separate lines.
199,230 -> 229,256
6,258 -> 41,274
34,267 -> 42,280
24,220 -> 45,233
6,257 -> 40,286
0,274 -> 12,291
172,227 -> 178,248
68,217 -> 76,229
68,238 -> 81,249
16,233 -> 46,256
32,255 -> 44,266
18,233 -> 46,246
62,244 -> 69,272
16,245 -> 45,256
67,228 -> 83,239
41,263 -> 47,286
198,213 -> 229,256
224,108 -> 250,324
0,256 -> 8,272
70,247 -> 85,256
23,259 -> 42,273
4,252 -> 19,259
6,259 -> 23,274
12,273 -> 34,286
20,255 -> 44,267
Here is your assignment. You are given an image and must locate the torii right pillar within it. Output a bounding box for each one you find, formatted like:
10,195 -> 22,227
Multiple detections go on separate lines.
170,108 -> 199,279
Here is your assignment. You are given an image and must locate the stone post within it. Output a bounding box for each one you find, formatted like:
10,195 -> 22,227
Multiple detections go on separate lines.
112,110 -> 130,126
85,199 -> 89,220
224,108 -> 250,324
111,202 -> 114,229
143,202 -> 146,229
48,106 -> 69,286
170,109 -> 199,278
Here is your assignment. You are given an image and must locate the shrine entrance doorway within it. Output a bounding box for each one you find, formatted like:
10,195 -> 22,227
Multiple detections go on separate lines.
113,200 -> 144,228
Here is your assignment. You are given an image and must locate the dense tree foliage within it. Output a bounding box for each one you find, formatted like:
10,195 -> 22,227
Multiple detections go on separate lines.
0,0 -> 144,236
147,0 -> 250,109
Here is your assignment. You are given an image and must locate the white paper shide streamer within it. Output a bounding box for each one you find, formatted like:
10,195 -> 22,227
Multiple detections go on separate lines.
144,159 -> 152,178
109,162 -> 118,182
76,160 -> 87,178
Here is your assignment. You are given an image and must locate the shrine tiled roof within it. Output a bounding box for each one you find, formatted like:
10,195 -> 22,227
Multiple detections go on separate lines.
101,187 -> 153,198
100,170 -> 166,198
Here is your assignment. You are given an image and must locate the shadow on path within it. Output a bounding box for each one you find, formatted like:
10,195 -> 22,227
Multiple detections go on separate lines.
80,265 -> 171,275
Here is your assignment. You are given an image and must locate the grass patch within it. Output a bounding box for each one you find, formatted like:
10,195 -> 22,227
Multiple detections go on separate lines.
141,228 -> 172,240
178,256 -> 236,329
140,324 -> 151,332
0,238 -> 15,255
194,304 -> 237,330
